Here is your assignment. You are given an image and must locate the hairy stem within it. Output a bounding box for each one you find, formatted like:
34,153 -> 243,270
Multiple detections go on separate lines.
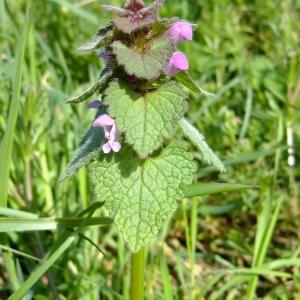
130,248 -> 145,300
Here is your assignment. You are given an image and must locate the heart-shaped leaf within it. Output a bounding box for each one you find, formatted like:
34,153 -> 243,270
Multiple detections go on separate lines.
89,146 -> 196,252
112,37 -> 173,80
104,80 -> 187,158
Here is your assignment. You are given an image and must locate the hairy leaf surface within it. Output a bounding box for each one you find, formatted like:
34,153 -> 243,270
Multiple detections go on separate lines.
89,147 -> 196,252
175,71 -> 216,97
77,23 -> 114,52
60,108 -> 106,181
66,67 -> 113,104
102,0 -> 164,33
112,37 -> 173,80
104,80 -> 187,157
113,13 -> 158,34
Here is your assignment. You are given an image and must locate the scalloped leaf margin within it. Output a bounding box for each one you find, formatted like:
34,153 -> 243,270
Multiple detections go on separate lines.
89,146 -> 196,252
112,37 -> 173,80
104,80 -> 188,158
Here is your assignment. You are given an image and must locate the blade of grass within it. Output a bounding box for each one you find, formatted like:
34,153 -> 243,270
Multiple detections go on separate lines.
0,0 -> 34,207
246,115 -> 284,299
0,244 -> 126,299
160,255 -> 173,300
7,201 -> 106,299
8,234 -> 75,300
239,86 -> 253,139
190,197 -> 198,299
197,146 -> 286,178
0,0 -> 34,294
0,208 -> 38,218
48,0 -> 98,24
0,217 -> 112,232
246,198 -> 284,299
262,258 -> 300,270
184,183 -> 256,198
210,275 -> 250,300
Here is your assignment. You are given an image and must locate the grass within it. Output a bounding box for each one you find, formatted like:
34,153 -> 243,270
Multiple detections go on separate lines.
0,0 -> 300,299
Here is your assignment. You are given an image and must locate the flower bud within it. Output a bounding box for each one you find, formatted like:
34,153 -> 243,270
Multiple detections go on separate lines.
165,52 -> 189,76
87,100 -> 101,109
167,21 -> 193,44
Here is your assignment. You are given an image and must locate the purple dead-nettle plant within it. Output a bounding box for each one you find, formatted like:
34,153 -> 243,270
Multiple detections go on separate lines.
61,0 -> 225,280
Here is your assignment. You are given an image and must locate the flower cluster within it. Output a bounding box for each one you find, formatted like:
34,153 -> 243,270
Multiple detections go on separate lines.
165,21 -> 193,76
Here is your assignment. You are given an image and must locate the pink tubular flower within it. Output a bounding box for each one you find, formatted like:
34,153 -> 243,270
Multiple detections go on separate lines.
93,114 -> 121,154
165,52 -> 189,76
167,21 -> 193,44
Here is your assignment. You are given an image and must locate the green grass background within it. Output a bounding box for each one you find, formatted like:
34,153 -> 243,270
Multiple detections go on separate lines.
0,0 -> 300,299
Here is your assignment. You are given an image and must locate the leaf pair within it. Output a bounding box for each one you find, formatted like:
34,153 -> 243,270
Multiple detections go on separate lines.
62,79 -> 224,180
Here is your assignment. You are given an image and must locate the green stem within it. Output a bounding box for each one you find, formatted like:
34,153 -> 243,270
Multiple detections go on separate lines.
130,248 -> 145,300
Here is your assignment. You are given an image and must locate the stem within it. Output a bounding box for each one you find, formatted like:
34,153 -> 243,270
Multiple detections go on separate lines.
130,248 -> 145,300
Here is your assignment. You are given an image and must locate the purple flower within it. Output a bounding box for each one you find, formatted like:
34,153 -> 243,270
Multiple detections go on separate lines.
87,100 -> 101,109
98,51 -> 112,61
167,21 -> 193,44
93,114 -> 121,154
165,52 -> 189,76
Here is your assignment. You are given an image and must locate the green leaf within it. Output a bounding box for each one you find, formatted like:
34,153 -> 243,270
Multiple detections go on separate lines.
66,67 -> 112,104
77,23 -> 114,52
179,118 -> 226,172
175,71 -> 216,97
59,120 -> 105,182
105,80 -> 187,158
89,146 -> 196,252
112,37 -> 173,80
184,183 -> 257,198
